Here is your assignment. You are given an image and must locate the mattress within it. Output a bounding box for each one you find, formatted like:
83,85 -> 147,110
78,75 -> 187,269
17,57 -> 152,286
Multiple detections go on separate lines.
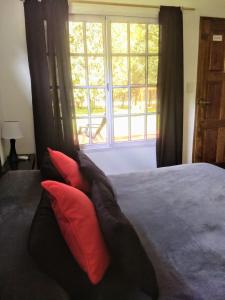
109,163 -> 225,300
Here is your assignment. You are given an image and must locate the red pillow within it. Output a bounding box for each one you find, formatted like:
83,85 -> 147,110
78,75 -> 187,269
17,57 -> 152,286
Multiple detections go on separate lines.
48,148 -> 89,193
41,180 -> 110,285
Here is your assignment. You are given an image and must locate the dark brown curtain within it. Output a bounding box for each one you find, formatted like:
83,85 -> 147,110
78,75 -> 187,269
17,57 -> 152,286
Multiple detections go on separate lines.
24,0 -> 79,166
156,6 -> 184,167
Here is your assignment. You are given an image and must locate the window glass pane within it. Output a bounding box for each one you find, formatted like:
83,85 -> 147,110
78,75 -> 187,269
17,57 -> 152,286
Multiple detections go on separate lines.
130,56 -> 146,84
113,88 -> 128,115
86,23 -> 104,54
71,56 -> 86,86
131,115 -> 145,140
148,87 -> 157,113
130,24 -> 146,53
88,57 -> 105,86
70,18 -> 159,147
69,22 -> 84,53
112,56 -> 128,85
114,117 -> 128,142
148,24 -> 159,54
73,89 -> 88,115
147,114 -> 157,139
131,88 -> 145,114
90,89 -> 106,115
148,56 -> 158,85
77,118 -> 90,145
91,117 -> 107,144
111,23 -> 128,53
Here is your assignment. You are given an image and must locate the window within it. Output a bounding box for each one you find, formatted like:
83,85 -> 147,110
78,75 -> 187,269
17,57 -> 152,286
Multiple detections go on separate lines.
69,15 -> 159,148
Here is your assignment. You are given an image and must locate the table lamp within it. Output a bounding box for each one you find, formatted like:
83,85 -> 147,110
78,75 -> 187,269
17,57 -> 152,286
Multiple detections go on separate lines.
1,121 -> 23,164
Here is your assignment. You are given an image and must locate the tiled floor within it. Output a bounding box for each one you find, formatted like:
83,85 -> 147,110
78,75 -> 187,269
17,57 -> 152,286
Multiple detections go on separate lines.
85,143 -> 156,175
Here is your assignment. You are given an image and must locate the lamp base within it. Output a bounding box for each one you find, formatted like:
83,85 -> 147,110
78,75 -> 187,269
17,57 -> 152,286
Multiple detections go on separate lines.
8,139 -> 18,165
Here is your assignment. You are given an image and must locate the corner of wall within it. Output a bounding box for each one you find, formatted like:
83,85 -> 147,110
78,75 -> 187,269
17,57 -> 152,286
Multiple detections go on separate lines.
182,10 -> 199,164
0,139 -> 5,165
0,96 -> 5,165
0,119 -> 6,165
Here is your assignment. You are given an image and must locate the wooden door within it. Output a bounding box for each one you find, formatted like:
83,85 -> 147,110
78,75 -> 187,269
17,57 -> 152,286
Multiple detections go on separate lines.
193,17 -> 225,163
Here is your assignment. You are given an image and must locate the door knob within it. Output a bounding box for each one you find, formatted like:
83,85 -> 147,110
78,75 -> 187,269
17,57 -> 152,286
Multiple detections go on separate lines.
198,98 -> 211,105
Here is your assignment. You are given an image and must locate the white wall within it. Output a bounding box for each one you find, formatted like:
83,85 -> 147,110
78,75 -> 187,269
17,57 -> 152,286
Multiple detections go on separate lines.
0,0 -> 225,170
0,0 -> 35,162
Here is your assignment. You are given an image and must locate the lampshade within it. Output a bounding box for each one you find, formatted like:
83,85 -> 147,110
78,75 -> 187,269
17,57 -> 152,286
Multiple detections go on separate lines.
1,121 -> 23,140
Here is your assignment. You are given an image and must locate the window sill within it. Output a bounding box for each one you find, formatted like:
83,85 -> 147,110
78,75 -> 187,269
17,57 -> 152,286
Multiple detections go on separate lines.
81,139 -> 156,153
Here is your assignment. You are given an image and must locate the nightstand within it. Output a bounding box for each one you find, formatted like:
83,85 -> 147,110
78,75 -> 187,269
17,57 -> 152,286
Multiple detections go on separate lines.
2,154 -> 36,172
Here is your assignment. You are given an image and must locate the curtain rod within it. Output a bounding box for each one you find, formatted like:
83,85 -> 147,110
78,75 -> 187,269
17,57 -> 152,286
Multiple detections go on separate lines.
70,0 -> 195,11
20,0 -> 195,11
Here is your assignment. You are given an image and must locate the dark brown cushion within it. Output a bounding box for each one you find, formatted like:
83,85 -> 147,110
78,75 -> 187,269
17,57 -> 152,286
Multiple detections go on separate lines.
78,151 -> 115,196
1,271 -> 71,300
40,151 -> 65,183
28,191 -> 93,300
91,180 -> 159,300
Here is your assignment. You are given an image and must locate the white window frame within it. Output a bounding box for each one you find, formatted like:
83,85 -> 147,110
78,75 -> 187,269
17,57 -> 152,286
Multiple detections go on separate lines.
69,14 -> 158,150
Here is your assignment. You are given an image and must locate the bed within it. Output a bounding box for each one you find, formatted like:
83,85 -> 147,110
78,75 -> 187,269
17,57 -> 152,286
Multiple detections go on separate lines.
110,163 -> 225,300
1,163 -> 225,299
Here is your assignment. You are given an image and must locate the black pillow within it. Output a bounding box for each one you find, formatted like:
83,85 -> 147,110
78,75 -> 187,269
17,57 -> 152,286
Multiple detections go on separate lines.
91,180 -> 159,300
40,150 -> 65,182
78,151 -> 115,196
94,264 -> 141,300
28,191 -> 93,300
1,271 -> 71,300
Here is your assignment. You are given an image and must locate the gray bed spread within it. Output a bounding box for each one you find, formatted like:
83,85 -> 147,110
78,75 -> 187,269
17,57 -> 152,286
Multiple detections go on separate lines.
109,163 -> 225,300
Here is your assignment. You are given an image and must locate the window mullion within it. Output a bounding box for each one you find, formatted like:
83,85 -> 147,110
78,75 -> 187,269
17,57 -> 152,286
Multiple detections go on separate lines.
145,23 -> 148,141
83,22 -> 92,145
128,22 -> 131,142
105,17 -> 113,147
